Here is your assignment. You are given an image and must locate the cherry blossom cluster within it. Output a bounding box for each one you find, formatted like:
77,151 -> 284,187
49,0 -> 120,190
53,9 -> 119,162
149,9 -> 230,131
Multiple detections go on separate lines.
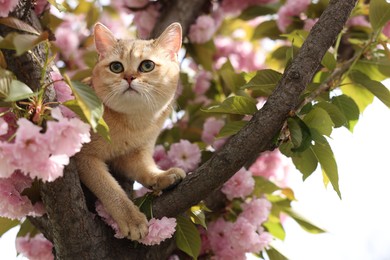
154,139 -> 201,173
16,233 -> 54,260
96,201 -> 176,245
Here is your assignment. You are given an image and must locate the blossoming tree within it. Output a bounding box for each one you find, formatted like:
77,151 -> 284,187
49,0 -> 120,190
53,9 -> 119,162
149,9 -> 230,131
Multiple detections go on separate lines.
1,0 -> 390,259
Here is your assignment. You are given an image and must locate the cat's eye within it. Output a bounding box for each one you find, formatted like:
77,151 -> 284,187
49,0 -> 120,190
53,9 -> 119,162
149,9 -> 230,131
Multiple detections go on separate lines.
109,61 -> 124,73
138,60 -> 155,73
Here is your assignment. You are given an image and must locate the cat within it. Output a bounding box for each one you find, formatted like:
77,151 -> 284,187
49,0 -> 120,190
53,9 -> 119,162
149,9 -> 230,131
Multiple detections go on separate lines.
74,22 -> 185,241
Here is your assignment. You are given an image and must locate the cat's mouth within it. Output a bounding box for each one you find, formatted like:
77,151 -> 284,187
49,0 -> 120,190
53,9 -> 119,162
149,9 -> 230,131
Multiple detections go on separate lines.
124,84 -> 138,94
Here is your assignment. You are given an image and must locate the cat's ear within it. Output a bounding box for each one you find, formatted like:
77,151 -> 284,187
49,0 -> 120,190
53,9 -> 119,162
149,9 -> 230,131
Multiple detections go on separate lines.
94,23 -> 117,58
155,23 -> 182,61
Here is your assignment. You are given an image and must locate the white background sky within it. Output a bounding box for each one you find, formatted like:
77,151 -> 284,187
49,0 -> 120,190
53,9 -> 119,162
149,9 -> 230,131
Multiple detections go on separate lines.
1,94 -> 390,259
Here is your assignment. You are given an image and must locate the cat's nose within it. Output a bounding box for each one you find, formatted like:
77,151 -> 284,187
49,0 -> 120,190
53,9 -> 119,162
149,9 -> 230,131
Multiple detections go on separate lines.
125,75 -> 136,84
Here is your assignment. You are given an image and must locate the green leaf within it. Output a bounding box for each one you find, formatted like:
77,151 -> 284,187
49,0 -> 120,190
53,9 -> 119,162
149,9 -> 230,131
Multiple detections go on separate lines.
287,117 -> 312,152
321,51 -> 336,71
175,215 -> 201,259
134,193 -> 153,219
252,20 -> 281,40
186,41 -> 215,71
63,99 -> 110,141
0,68 -> 13,99
303,107 -> 334,137
0,17 -> 39,35
311,132 -> 341,199
5,79 -> 35,102
13,32 -> 49,56
239,5 -> 277,20
0,217 -> 19,237
283,208 -> 326,234
291,148 -> 318,180
349,70 -> 390,109
17,219 -> 39,237
63,76 -> 104,131
355,59 -> 390,81
218,120 -> 247,138
253,176 -> 280,196
263,221 -> 286,241
314,102 -> 347,128
202,96 -> 257,115
218,61 -> 246,94
341,79 -> 373,115
369,0 -> 390,31
331,95 -> 360,132
242,69 -> 282,97
188,203 -> 210,229
266,246 -> 289,260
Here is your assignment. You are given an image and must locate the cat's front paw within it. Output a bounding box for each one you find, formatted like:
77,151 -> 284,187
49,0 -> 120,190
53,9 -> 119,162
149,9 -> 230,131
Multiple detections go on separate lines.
153,167 -> 186,191
114,201 -> 149,241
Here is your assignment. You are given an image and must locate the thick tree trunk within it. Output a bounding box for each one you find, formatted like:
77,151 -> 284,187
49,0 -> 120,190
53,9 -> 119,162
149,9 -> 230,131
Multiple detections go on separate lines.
1,0 -> 358,259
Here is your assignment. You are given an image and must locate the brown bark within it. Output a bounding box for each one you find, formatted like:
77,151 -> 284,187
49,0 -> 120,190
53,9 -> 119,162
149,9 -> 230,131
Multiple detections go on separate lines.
1,0 -> 358,259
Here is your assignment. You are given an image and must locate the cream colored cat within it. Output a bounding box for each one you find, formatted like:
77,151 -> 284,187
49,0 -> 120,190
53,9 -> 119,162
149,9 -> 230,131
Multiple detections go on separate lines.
75,22 -> 185,241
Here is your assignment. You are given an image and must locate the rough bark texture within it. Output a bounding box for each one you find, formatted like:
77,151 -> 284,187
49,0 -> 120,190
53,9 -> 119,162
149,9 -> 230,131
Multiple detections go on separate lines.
1,0 -> 357,259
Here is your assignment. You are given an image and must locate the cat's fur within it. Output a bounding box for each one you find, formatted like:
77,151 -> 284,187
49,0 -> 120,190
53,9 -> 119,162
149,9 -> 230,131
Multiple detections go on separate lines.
75,23 -> 185,241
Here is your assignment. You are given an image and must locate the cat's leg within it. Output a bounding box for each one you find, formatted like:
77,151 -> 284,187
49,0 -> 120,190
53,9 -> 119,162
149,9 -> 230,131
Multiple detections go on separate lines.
75,155 -> 148,240
112,149 -> 186,191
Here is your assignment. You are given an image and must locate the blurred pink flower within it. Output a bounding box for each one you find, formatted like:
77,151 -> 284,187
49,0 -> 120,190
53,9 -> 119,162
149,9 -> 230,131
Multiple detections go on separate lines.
34,0 -> 49,15
55,26 -> 80,59
139,217 -> 177,246
207,218 -> 241,259
16,233 -> 54,260
383,21 -> 390,38
0,171 -> 45,220
50,71 -> 75,118
0,117 -> 8,136
95,200 -> 124,238
201,117 -> 226,150
194,70 -> 212,95
133,4 -> 159,39
0,0 -> 19,17
167,140 -> 201,172
347,15 -> 371,28
249,149 -> 292,187
240,198 -> 271,226
189,15 -> 218,44
221,167 -> 255,200
214,36 -> 264,72
221,0 -> 277,15
276,0 -> 311,32
153,145 -> 174,170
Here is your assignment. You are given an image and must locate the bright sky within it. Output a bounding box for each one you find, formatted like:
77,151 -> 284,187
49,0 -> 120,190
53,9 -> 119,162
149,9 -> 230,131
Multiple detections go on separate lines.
1,93 -> 390,260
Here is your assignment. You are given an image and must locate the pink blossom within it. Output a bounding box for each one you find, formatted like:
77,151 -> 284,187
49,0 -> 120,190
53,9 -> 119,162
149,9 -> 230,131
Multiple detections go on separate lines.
189,15 -> 218,44
16,233 -> 54,260
201,117 -> 226,150
95,200 -> 124,238
347,15 -> 371,28
303,18 -> 319,31
139,217 -> 177,246
0,110 -> 17,141
207,218 -> 241,259
153,145 -> 174,170
54,26 -> 80,59
0,0 -> 19,17
0,171 -> 45,220
50,71 -> 75,118
221,167 -> 255,200
34,0 -> 48,15
0,117 -> 8,136
249,149 -> 292,187
214,36 -> 264,72
46,107 -> 90,157
133,4 -> 160,39
221,0 -> 277,15
276,0 -> 311,32
383,21 -> 390,38
124,0 -> 149,8
240,198 -> 271,226
194,70 -> 212,95
134,186 -> 152,198
167,140 -> 201,172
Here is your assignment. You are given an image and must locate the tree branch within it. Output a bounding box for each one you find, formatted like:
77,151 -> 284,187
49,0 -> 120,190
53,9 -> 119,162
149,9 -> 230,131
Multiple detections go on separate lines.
152,0 -> 358,218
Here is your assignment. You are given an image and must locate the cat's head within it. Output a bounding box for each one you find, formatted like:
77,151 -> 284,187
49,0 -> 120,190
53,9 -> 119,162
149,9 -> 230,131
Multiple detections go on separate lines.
92,22 -> 182,116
